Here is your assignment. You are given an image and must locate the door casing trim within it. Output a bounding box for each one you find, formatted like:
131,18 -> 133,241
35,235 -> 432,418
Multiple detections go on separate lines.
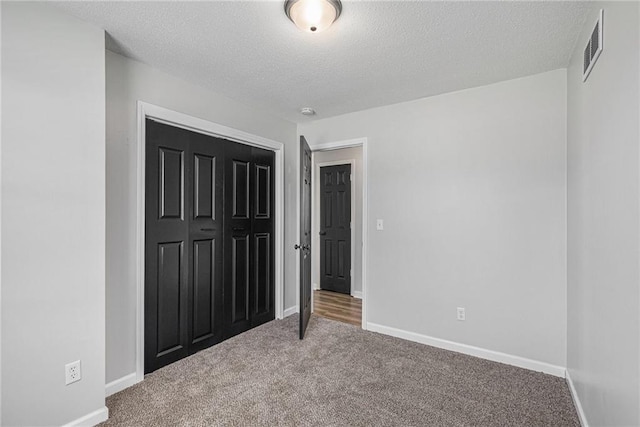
313,159 -> 356,299
136,101 -> 285,382
299,137 -> 369,330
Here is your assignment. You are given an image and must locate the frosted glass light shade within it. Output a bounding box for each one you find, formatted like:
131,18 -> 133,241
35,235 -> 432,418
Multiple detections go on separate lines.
285,0 -> 342,33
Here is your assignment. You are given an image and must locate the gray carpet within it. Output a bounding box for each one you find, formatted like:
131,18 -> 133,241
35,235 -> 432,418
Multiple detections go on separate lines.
102,315 -> 579,426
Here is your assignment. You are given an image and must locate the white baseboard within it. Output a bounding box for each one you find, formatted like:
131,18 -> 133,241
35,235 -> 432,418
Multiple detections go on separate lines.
352,291 -> 362,299
566,369 -> 589,426
62,406 -> 108,427
283,306 -> 298,318
106,372 -> 139,397
312,282 -> 319,290
366,322 -> 566,378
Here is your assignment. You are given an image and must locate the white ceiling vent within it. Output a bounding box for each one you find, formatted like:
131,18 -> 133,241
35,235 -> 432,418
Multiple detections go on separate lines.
582,9 -> 603,82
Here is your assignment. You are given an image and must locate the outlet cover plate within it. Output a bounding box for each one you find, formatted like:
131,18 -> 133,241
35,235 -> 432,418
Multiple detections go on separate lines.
65,360 -> 81,385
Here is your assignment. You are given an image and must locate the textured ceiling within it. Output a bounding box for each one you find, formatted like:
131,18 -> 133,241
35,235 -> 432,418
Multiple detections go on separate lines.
53,1 -> 590,123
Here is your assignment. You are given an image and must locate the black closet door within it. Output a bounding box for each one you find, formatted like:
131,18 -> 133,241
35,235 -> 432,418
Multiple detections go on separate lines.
188,131 -> 224,353
146,119 -> 275,372
223,142 -> 253,339
250,146 -> 275,327
145,120 -> 191,373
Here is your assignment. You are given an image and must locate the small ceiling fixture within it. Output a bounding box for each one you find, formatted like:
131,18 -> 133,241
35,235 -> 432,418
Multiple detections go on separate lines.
284,0 -> 342,33
300,107 -> 316,116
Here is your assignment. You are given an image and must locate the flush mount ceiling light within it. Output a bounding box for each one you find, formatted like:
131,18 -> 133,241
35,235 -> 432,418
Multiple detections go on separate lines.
284,0 -> 342,33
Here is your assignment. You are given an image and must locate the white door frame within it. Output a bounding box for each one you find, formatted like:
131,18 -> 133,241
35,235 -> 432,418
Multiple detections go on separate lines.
313,159 -> 357,299
301,137 -> 369,330
135,101 -> 285,382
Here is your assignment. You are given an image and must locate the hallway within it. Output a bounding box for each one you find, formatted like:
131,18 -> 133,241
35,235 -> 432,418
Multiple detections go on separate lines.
313,290 -> 362,327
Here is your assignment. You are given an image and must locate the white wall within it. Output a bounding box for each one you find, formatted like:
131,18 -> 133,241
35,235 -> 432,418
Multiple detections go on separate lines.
0,2 -> 4,421
1,2 -> 107,425
567,3 -> 640,426
299,69 -> 568,367
312,147 -> 363,296
105,51 -> 297,385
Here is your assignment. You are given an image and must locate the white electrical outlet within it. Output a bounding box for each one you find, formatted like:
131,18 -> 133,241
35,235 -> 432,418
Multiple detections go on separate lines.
457,307 -> 466,321
65,360 -> 82,385
376,219 -> 384,230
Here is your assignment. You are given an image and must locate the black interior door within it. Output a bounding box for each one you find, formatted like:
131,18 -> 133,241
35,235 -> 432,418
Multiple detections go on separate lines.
319,164 -> 351,294
145,120 -> 191,373
250,146 -> 276,327
188,131 -> 224,353
299,136 -> 312,339
146,119 -> 275,373
223,141 -> 252,339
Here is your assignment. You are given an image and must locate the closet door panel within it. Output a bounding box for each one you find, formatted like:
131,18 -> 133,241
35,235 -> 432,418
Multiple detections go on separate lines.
188,132 -> 224,353
251,146 -> 275,327
255,164 -> 271,219
156,241 -> 184,353
231,234 -> 250,323
224,142 -> 253,338
193,154 -> 215,219
192,238 -> 215,342
254,233 -> 271,316
145,120 -> 190,373
232,160 -> 250,219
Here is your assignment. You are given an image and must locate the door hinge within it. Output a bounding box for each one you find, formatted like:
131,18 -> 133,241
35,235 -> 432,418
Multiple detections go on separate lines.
350,173 -> 353,182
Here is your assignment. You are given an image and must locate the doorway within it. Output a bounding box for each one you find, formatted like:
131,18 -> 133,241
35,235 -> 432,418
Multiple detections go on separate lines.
311,146 -> 364,328
318,164 -> 352,295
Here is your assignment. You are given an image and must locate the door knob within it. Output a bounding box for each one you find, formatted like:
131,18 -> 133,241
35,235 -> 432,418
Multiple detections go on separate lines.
319,231 -> 326,236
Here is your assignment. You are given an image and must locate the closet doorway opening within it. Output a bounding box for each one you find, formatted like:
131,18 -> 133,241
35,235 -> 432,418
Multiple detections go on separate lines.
135,102 -> 284,380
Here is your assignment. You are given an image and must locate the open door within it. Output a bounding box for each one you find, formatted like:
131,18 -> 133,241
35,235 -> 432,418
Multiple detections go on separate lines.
298,136 -> 312,339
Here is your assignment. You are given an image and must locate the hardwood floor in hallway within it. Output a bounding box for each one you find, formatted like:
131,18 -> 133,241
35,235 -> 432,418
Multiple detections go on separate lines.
313,289 -> 362,327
